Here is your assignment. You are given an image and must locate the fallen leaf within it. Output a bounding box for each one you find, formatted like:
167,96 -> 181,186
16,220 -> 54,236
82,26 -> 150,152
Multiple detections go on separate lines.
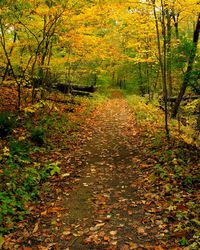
98,231 -> 105,237
90,226 -> 98,231
48,207 -> 65,213
95,222 -> 105,228
121,245 -> 129,250
154,246 -> 165,250
111,240 -> 117,245
32,221 -> 39,233
137,226 -> 146,234
41,210 -> 47,216
103,236 -> 110,241
129,242 -> 138,249
37,246 -> 49,250
110,230 -> 117,236
62,173 -> 71,178
63,231 -> 71,236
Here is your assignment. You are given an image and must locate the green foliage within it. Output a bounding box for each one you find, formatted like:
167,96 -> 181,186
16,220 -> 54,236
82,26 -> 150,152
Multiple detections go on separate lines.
9,140 -> 30,159
183,99 -> 199,115
149,144 -> 200,246
123,83 -> 138,95
0,112 -> 16,138
179,237 -> 188,247
127,93 -> 200,247
24,101 -> 46,114
126,95 -> 159,124
153,164 -> 167,179
172,37 -> 194,70
0,140 -> 60,233
182,175 -> 193,187
189,59 -> 200,94
31,127 -> 46,146
40,162 -> 61,179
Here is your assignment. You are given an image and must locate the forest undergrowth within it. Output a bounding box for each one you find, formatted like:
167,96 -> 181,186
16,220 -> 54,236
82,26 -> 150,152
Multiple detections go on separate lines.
127,94 -> 200,249
0,87 -> 105,238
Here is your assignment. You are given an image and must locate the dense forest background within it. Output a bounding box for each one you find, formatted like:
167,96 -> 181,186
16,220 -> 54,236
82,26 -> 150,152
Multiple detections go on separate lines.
0,0 -> 199,106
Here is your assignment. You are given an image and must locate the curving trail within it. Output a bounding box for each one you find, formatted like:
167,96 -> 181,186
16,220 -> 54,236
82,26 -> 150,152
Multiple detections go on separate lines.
56,93 -> 160,249
8,92 -> 164,249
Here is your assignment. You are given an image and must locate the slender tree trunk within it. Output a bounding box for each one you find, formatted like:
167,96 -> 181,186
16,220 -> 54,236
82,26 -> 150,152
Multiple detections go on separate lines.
112,71 -> 115,86
172,13 -> 179,39
1,31 -> 17,84
0,20 -> 21,110
166,9 -> 172,96
152,69 -> 160,99
161,0 -> 170,139
172,13 -> 200,118
152,0 -> 170,139
31,14 -> 60,103
145,47 -> 151,100
138,63 -> 144,95
94,74 -> 97,86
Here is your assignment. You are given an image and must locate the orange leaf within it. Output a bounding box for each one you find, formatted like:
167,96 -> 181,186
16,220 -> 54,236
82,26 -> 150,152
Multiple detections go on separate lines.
103,236 -> 110,241
48,207 -> 65,213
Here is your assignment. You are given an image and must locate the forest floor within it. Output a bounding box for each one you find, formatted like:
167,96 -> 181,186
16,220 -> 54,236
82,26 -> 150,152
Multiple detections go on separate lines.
1,90 -> 200,250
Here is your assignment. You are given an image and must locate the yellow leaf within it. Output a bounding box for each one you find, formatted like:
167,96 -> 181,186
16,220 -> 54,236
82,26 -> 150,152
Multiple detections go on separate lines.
32,221 -> 39,233
129,242 -> 138,249
109,230 -> 117,236
41,210 -> 47,216
137,226 -> 146,234
3,147 -> 10,156
63,231 -> 71,236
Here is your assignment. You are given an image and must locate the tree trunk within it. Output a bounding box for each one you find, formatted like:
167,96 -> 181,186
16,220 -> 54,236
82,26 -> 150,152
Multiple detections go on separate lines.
172,13 -> 200,118
0,20 -> 21,110
172,13 -> 179,39
152,0 -> 170,139
1,31 -> 17,84
166,9 -> 172,96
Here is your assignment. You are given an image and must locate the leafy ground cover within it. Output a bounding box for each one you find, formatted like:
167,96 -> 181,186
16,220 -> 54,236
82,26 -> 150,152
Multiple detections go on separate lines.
0,90 -> 199,249
127,95 -> 200,249
0,87 -> 102,238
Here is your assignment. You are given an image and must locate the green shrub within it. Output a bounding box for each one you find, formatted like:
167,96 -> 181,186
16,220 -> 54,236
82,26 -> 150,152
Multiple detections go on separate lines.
9,140 -> 30,159
0,142 -> 60,233
39,162 -> 61,180
0,112 -> 16,138
31,127 -> 46,146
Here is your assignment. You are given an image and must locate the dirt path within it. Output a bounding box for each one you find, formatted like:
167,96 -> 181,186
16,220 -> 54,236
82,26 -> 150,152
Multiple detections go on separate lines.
54,93 -> 161,249
6,93 -> 164,249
